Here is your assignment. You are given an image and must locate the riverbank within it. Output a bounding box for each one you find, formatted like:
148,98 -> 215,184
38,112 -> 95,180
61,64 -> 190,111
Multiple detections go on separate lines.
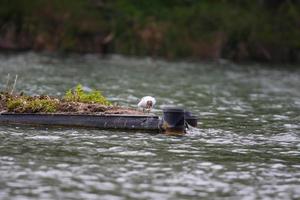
0,0 -> 300,64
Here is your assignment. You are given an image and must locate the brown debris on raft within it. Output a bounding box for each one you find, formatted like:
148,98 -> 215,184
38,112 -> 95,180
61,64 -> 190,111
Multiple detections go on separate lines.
58,102 -> 144,115
0,92 -> 144,115
0,92 -> 9,112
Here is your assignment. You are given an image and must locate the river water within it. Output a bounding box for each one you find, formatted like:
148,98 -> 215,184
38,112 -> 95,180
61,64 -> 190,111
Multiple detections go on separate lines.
0,53 -> 299,200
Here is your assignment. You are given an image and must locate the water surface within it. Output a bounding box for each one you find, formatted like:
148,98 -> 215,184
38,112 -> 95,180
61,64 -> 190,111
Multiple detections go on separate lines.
0,53 -> 299,200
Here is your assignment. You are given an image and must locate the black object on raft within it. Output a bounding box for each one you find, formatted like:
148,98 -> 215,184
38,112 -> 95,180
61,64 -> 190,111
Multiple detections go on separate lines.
184,111 -> 198,128
0,108 -> 197,135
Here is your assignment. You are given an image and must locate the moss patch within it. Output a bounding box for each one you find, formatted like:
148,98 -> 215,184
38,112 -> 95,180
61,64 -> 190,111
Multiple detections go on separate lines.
7,96 -> 59,113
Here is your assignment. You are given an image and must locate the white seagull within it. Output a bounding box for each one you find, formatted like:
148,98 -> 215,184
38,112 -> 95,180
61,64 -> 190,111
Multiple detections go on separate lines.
138,96 -> 156,112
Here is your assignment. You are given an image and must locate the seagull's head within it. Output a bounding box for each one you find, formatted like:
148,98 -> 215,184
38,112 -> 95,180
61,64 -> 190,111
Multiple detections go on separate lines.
146,100 -> 153,109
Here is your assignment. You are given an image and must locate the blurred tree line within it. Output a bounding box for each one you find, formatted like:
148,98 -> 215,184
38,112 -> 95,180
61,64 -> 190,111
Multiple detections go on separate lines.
0,0 -> 300,63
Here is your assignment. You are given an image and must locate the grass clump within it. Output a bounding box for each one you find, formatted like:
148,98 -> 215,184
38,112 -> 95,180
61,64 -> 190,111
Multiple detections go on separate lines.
7,97 -> 58,113
27,99 -> 58,113
7,98 -> 24,111
64,84 -> 112,106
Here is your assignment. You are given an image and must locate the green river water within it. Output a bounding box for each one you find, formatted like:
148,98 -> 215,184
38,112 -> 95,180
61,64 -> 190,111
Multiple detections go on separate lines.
0,53 -> 299,200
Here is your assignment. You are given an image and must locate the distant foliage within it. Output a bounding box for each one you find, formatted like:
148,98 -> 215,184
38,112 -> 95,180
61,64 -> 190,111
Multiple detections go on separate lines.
0,0 -> 300,62
64,84 -> 112,106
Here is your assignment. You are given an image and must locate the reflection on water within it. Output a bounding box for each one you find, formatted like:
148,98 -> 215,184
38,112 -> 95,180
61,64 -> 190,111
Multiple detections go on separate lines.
0,53 -> 300,200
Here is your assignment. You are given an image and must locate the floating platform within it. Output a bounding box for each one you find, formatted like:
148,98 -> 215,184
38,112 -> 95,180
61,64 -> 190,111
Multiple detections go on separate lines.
0,113 -> 161,131
0,108 -> 198,135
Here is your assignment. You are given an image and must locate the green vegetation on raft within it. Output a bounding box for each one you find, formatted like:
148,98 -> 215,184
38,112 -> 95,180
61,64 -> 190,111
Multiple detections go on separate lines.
7,97 -> 58,113
1,85 -> 112,113
63,84 -> 112,106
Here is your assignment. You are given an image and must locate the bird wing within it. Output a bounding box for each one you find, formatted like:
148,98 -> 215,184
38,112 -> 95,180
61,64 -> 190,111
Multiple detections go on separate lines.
138,97 -> 145,107
151,97 -> 156,105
